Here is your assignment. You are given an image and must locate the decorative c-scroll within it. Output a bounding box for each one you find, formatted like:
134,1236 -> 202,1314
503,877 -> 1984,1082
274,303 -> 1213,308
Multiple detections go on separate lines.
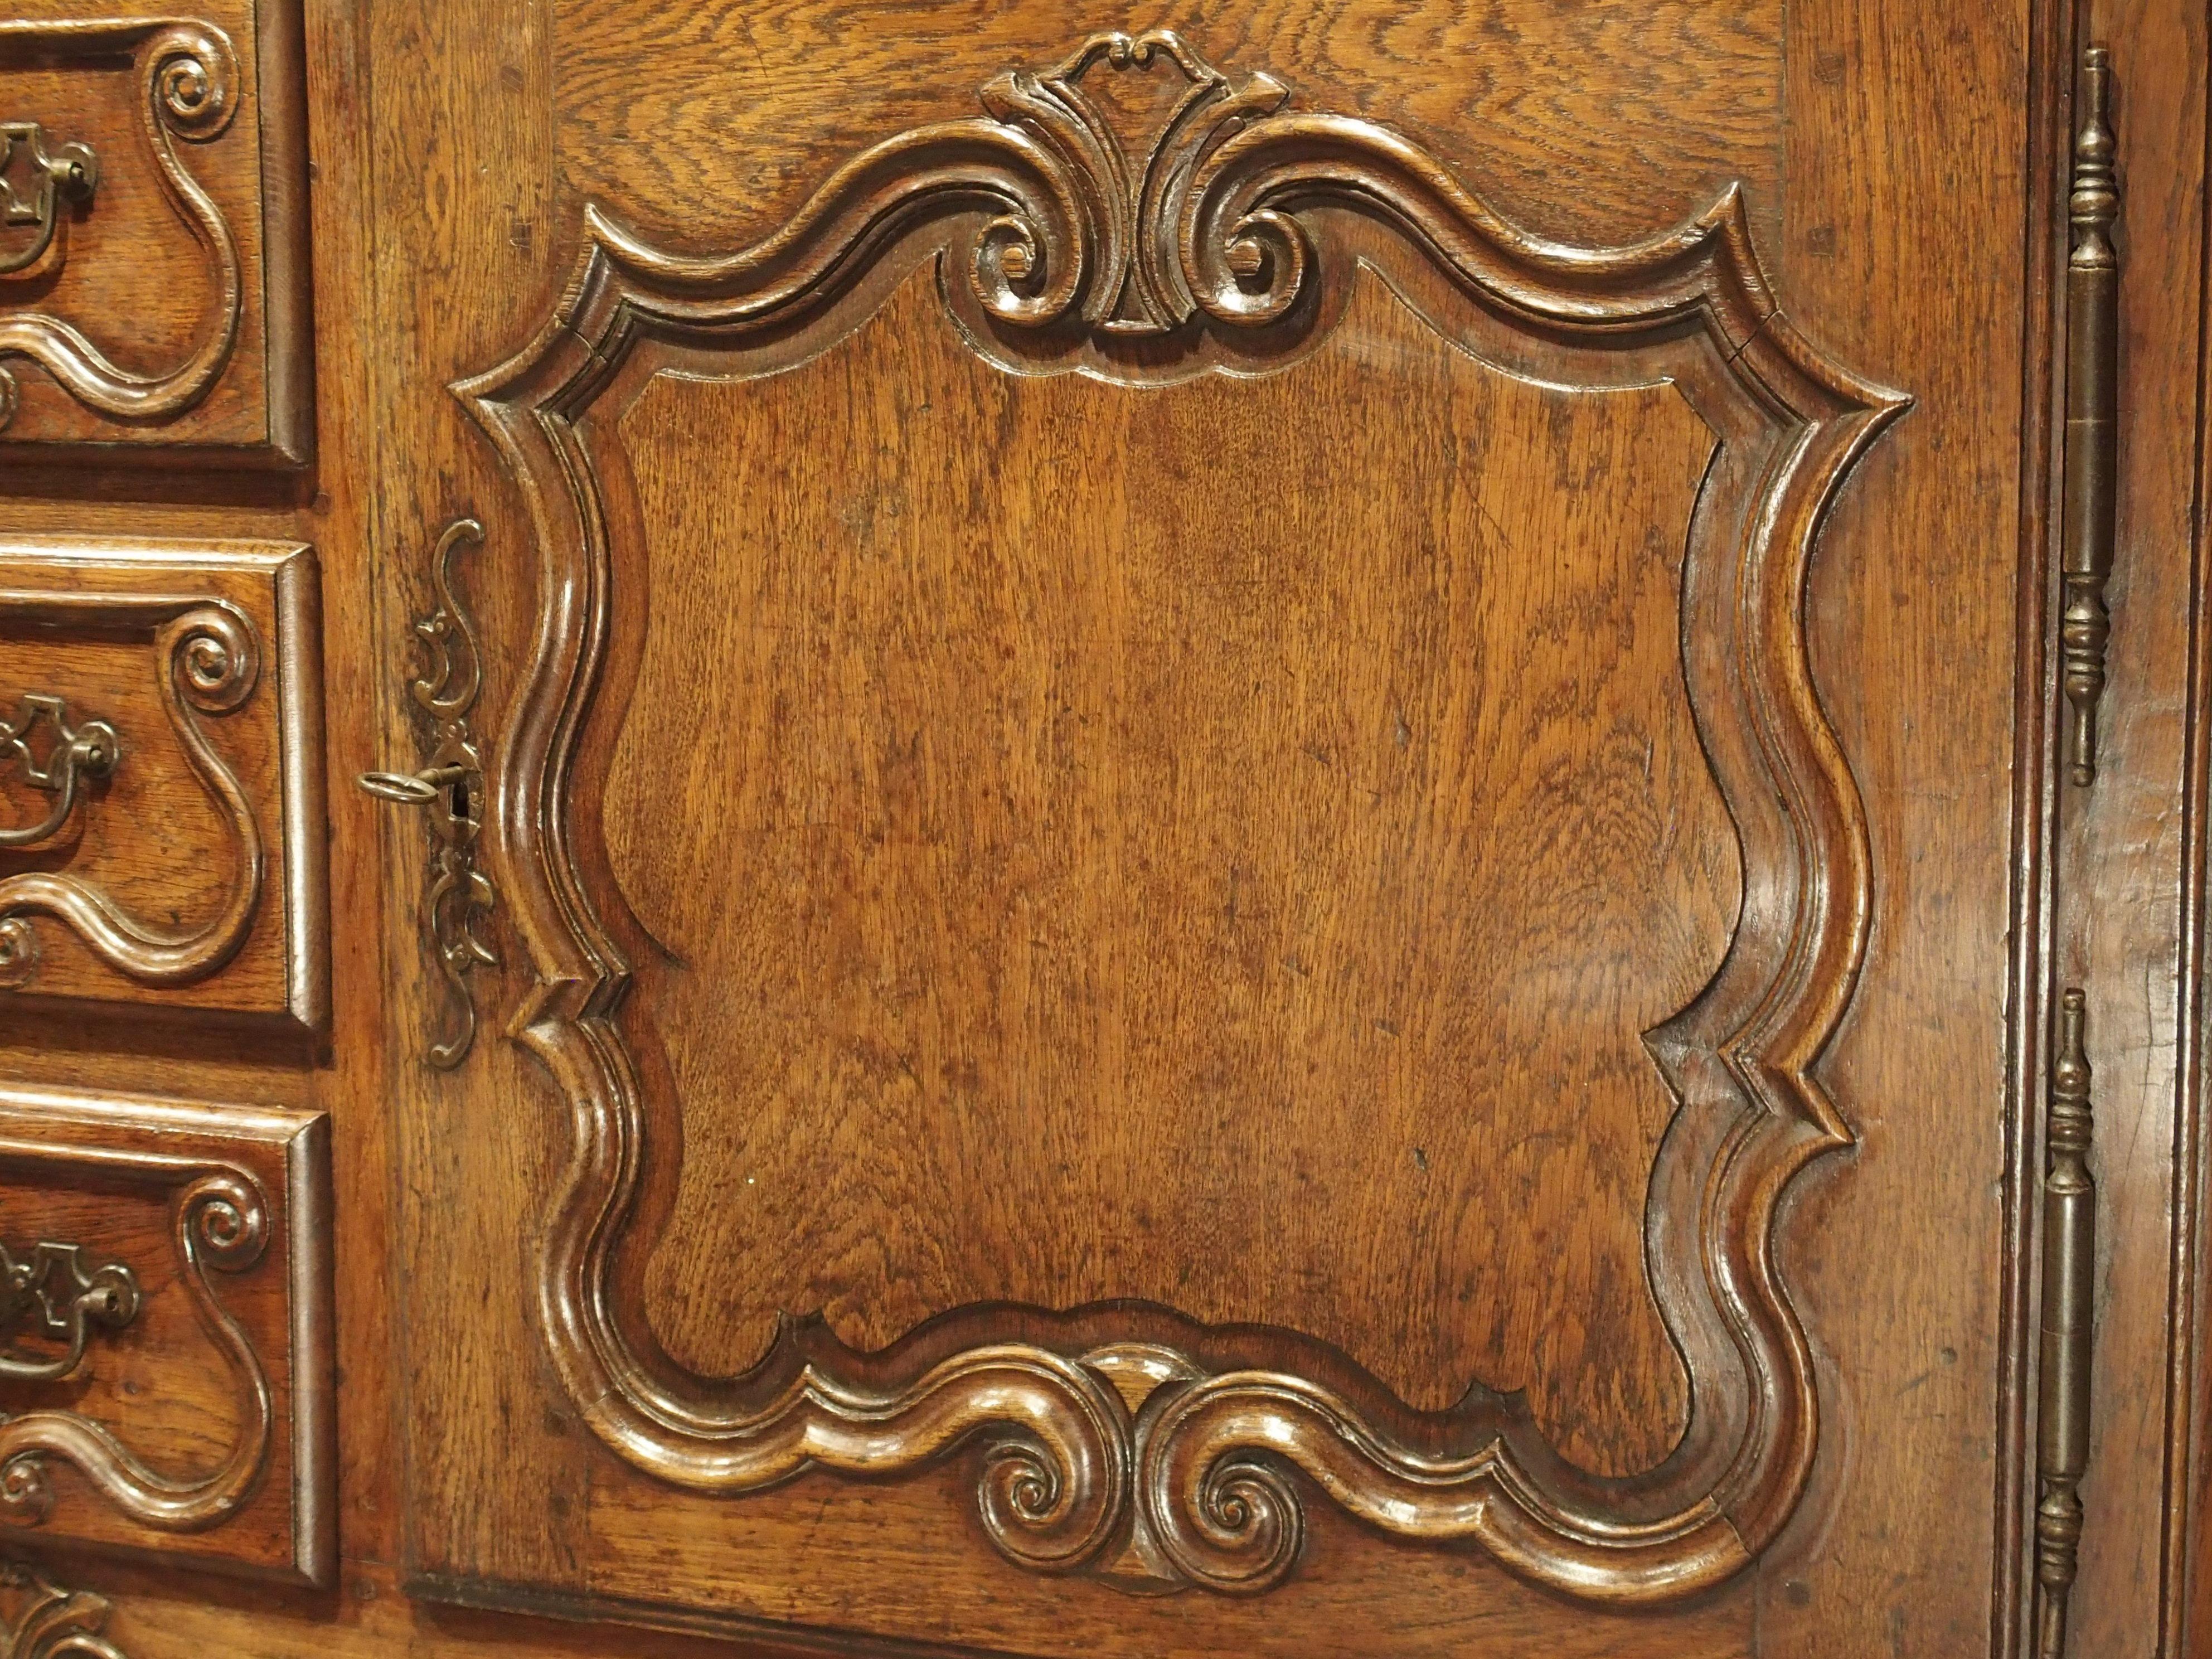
0,592 -> 263,995
0,1147 -> 271,1537
461,30 -> 1907,1603
0,17 -> 241,430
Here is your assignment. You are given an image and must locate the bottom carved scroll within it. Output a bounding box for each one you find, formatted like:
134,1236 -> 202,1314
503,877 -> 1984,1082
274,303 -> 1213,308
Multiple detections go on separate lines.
560,1313 -> 1753,1601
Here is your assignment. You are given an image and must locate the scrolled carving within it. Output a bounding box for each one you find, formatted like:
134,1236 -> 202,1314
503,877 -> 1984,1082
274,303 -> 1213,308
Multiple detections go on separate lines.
0,1559 -> 130,1659
974,30 -> 1291,333
0,17 -> 241,431
462,30 -> 1907,1603
0,1164 -> 272,1536
0,594 -> 265,993
149,23 -> 235,138
167,602 -> 259,715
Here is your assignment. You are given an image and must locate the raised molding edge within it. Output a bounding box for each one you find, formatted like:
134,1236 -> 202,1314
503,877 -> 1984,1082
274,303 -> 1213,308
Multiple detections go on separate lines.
0,5 -> 312,469
0,537 -> 327,1033
457,29 -> 1909,1604
0,1085 -> 333,1585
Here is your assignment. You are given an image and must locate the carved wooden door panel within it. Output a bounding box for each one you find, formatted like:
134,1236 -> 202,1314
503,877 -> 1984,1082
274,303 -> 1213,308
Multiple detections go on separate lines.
350,5 -> 2103,1657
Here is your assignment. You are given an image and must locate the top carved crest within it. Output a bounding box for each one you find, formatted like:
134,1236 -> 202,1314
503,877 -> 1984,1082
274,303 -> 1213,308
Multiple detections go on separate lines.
978,31 -> 1287,335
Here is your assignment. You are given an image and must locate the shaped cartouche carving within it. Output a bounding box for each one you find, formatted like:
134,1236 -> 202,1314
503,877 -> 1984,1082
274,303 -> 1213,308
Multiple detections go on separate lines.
463,29 -> 1908,1602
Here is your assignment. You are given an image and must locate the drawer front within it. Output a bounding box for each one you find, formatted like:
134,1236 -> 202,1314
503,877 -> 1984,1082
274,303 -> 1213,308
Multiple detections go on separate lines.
0,536 -> 325,1031
0,1 -> 308,468
0,1086 -> 331,1583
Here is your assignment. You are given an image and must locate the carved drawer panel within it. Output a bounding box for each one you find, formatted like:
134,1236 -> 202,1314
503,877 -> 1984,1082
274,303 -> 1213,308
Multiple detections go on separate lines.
0,1085 -> 331,1584
0,1 -> 308,468
0,536 -> 326,1032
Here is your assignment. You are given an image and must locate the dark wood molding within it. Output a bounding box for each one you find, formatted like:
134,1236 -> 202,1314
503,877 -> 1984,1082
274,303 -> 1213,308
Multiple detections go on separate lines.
0,3 -> 313,472
0,1086 -> 333,1585
456,29 -> 1908,1605
0,537 -> 327,1033
1991,1 -> 2075,1652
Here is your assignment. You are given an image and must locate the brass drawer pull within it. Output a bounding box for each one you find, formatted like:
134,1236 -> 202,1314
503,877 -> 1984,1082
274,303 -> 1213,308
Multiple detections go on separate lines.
0,694 -> 120,849
0,122 -> 96,278
0,1240 -> 139,1384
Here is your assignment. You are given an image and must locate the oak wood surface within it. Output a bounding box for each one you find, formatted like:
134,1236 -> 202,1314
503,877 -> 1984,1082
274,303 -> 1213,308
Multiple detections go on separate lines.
9,1 -> 2212,1657
367,0 -> 2035,1655
606,266 -> 1728,1468
0,1086 -> 329,1583
0,0 -> 309,465
2058,3 -> 2212,1656
0,538 -> 324,1029
435,3 -> 1919,1631
381,0 -> 2029,1652
554,0 -> 1786,265
1751,2 -> 2042,1653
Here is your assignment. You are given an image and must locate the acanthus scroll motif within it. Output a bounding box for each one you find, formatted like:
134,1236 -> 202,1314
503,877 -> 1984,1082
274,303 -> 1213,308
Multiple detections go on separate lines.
0,1559 -> 130,1659
977,30 -> 1290,335
583,27 -> 1329,342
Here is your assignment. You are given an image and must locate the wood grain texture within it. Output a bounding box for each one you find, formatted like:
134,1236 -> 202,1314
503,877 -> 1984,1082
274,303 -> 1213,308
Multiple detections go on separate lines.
0,1085 -> 330,1584
0,536 -> 326,1031
1752,0 -> 2038,1654
0,0 -> 309,468
12,1556 -> 1705,1659
450,21 -> 1904,1616
610,268 -> 1726,1468
2176,8 -> 2212,1648
0,1557 -> 134,1659
554,0 -> 1784,261
313,2 -> 2208,1657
